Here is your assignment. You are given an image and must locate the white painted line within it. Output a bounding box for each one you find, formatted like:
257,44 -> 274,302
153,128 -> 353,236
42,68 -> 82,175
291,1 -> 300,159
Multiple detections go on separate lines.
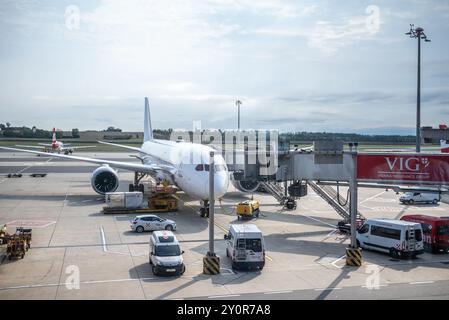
314,288 -> 342,291
302,215 -> 336,228
409,281 -> 435,285
208,294 -> 241,299
331,255 -> 346,269
264,291 -> 293,295
361,284 -> 389,289
360,191 -> 386,204
0,277 -> 160,291
100,226 -> 108,252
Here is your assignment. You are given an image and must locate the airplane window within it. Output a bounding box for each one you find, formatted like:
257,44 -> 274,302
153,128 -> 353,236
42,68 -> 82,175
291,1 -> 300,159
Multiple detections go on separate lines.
195,164 -> 204,171
201,164 -> 227,172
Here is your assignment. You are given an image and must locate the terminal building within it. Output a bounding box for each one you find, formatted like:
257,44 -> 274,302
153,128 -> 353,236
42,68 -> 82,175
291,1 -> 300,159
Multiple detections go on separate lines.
422,124 -> 449,143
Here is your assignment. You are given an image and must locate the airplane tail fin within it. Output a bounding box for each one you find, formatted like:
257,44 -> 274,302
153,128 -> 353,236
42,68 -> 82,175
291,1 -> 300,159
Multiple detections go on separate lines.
143,97 -> 153,142
441,140 -> 449,153
52,128 -> 56,143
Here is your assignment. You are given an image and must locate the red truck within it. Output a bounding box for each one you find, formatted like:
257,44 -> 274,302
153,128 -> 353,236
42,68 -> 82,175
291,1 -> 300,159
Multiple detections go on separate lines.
401,215 -> 449,253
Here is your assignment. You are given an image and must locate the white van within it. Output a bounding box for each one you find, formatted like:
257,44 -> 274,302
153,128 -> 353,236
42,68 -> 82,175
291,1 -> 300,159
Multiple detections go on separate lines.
224,224 -> 265,271
149,231 -> 185,276
357,219 -> 424,259
400,192 -> 440,205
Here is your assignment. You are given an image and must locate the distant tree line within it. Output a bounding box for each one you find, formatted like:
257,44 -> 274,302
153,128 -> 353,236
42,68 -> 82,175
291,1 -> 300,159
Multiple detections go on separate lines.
0,123 -> 80,139
0,124 -> 416,144
282,131 -> 416,144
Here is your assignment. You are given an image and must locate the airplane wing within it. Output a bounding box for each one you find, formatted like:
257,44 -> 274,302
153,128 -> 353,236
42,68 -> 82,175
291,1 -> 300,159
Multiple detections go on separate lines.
98,141 -> 151,155
0,146 -> 170,174
15,145 -> 46,149
37,143 -> 53,147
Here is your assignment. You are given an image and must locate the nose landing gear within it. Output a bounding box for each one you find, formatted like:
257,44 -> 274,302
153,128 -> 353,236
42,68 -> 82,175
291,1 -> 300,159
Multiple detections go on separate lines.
200,200 -> 210,218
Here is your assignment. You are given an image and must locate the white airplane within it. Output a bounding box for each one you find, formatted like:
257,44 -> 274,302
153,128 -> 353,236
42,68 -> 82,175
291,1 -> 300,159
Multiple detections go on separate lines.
16,128 -> 95,155
1,98 -> 230,216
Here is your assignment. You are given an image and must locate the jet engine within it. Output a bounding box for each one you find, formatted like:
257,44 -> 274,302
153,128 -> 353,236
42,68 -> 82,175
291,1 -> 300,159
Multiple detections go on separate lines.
231,179 -> 261,193
91,166 -> 119,195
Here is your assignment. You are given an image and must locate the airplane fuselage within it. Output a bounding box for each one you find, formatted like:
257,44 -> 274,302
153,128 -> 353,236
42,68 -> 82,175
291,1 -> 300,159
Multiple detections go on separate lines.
140,139 -> 229,200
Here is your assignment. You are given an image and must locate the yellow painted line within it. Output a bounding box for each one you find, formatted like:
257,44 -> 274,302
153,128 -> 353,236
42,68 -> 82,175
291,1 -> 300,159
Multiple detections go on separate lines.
214,223 -> 228,234
266,255 -> 273,262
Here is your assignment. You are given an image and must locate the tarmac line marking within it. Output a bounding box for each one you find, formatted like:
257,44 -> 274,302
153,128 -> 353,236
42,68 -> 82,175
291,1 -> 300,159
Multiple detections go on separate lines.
208,294 -> 241,299
361,284 -> 389,289
264,290 -> 293,295
214,223 -> 228,234
409,281 -> 435,285
100,226 -> 129,256
314,288 -> 342,292
360,191 -> 387,204
331,255 -> 346,269
100,226 -> 108,252
302,215 -> 337,229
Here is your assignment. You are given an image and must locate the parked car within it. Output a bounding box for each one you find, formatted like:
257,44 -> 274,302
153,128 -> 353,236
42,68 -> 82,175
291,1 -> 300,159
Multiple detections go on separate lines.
401,215 -> 449,253
357,219 -> 424,259
400,192 -> 440,205
130,215 -> 176,233
224,224 -> 265,271
149,231 -> 185,276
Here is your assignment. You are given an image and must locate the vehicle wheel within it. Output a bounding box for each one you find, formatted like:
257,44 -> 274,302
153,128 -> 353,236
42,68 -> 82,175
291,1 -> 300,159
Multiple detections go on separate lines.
433,199 -> 438,204
389,248 -> 400,259
136,226 -> 144,233
408,200 -> 414,205
181,265 -> 186,275
152,265 -> 158,276
165,225 -> 174,231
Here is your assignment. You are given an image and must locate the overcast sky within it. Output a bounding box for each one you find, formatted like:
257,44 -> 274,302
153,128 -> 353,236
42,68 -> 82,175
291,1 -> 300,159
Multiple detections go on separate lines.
0,0 -> 448,134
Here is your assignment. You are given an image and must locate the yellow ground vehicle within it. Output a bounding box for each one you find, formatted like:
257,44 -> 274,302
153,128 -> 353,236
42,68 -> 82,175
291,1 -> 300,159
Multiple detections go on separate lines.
236,200 -> 260,220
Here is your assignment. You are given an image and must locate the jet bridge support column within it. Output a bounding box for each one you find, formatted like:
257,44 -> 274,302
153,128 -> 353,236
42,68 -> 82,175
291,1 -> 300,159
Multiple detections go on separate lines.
203,151 -> 220,275
347,151 -> 363,266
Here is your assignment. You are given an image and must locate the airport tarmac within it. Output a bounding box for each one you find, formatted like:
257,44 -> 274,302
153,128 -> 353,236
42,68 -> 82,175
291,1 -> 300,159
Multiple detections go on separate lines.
1,152 -> 449,300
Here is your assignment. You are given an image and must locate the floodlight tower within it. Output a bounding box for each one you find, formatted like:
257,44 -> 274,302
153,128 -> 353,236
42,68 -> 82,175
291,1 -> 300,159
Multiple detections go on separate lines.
405,24 -> 431,153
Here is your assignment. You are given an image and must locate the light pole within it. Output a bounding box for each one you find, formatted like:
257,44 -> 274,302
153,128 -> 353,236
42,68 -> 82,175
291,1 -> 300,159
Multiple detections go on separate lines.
235,100 -> 242,131
406,24 -> 431,153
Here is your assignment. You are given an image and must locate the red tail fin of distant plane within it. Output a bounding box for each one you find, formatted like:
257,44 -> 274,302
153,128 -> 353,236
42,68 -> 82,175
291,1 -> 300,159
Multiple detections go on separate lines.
439,124 -> 448,129
441,140 -> 449,153
52,128 -> 57,148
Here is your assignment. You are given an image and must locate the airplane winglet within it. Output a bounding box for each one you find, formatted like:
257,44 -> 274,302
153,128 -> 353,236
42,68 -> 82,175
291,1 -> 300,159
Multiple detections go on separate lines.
144,97 -> 153,142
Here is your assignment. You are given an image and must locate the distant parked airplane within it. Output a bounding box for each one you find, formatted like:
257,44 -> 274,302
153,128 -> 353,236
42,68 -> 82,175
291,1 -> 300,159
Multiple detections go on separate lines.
15,128 -> 95,155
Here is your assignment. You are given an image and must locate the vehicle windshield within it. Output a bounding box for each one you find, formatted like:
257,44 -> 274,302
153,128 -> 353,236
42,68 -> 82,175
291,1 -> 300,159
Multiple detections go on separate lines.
155,245 -> 181,257
437,225 -> 449,236
238,238 -> 263,252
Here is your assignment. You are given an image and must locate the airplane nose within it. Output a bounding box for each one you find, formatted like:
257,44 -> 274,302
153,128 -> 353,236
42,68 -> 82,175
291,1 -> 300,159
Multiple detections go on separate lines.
204,173 -> 229,199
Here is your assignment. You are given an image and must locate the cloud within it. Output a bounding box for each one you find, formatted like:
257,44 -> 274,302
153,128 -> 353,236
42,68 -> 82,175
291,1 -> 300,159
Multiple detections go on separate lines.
248,12 -> 381,55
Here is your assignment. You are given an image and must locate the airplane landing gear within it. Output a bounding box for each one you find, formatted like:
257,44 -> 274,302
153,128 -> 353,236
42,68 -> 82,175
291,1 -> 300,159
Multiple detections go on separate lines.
200,200 -> 209,218
129,172 -> 147,193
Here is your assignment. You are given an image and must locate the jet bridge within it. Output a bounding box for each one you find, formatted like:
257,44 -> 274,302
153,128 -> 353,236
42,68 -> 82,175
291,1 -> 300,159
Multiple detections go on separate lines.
231,140 -> 449,253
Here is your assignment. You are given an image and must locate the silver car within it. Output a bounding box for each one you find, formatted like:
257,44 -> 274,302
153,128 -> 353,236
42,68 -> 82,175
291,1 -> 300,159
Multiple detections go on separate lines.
131,215 -> 177,233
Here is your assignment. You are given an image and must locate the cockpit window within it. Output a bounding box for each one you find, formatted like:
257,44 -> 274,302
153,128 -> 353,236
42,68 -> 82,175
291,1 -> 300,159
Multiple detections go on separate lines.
195,164 -> 227,172
204,164 -> 226,172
